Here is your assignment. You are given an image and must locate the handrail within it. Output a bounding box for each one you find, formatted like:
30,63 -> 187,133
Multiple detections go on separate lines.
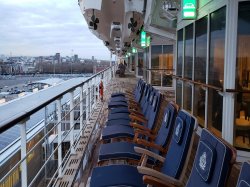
172,75 -> 223,91
226,89 -> 250,93
0,66 -> 113,133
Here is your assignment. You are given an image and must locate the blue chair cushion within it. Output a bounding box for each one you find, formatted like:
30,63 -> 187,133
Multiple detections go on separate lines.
102,125 -> 134,140
106,119 -> 131,126
110,107 -> 130,114
90,165 -> 145,187
109,96 -> 128,103
111,93 -> 125,97
186,129 -> 234,187
173,116 -> 185,144
108,101 -> 128,108
107,113 -> 130,121
237,162 -> 250,187
194,140 -> 216,182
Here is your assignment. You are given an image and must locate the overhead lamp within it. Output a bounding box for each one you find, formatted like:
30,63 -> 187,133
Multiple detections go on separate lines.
141,30 -> 146,47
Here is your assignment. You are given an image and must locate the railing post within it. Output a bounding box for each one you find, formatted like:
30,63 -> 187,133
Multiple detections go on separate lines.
56,99 -> 62,178
44,106 -> 49,180
86,82 -> 90,121
93,77 -> 97,106
70,90 -> 75,154
80,85 -> 83,135
19,118 -> 29,187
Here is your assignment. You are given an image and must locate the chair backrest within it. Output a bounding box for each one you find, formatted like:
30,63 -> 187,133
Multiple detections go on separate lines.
150,102 -> 178,154
142,86 -> 155,116
186,129 -> 236,187
237,162 -> 250,187
135,80 -> 145,103
161,109 -> 197,179
147,91 -> 162,130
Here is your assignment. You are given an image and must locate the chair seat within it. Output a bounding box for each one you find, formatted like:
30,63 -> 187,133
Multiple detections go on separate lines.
102,125 -> 134,140
110,107 -> 130,114
106,119 -> 131,126
110,96 -> 128,103
90,165 -> 145,187
107,113 -> 130,121
111,93 -> 126,97
108,101 -> 128,108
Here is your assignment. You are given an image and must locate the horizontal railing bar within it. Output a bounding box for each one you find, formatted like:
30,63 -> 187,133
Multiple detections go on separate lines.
0,66 -> 112,133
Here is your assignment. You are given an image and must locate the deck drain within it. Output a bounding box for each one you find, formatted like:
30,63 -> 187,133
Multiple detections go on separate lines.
65,169 -> 75,175
76,147 -> 84,152
59,181 -> 69,187
69,159 -> 79,165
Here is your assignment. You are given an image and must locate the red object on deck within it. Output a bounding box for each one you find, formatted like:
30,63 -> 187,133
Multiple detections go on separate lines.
99,81 -> 104,101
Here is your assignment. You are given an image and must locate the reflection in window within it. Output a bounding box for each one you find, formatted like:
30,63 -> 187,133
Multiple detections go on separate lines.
235,1 -> 250,150
184,24 -> 193,80
177,29 -> 183,77
143,47 -> 149,81
176,81 -> 182,107
138,52 -> 143,76
193,85 -> 205,126
131,55 -> 135,71
151,45 -> 162,85
208,88 -> 223,134
151,45 -> 173,86
195,16 -> 208,83
183,83 -> 192,112
208,7 -> 226,88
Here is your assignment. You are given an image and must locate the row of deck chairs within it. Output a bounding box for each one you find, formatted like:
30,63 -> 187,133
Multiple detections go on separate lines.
88,79 -> 250,187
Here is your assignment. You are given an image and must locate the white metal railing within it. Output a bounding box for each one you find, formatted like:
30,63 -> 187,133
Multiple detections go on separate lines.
0,65 -> 115,187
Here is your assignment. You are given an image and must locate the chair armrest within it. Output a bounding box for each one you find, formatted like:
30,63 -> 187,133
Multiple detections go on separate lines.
136,139 -> 165,153
130,122 -> 151,132
134,147 -> 165,163
130,110 -> 144,117
129,114 -> 147,123
134,129 -> 156,140
137,166 -> 184,186
143,175 -> 184,187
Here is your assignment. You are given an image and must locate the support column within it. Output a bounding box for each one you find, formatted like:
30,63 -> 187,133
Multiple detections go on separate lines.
56,99 -> 62,178
70,91 -> 75,154
19,118 -> 29,187
86,83 -> 90,121
80,85 -> 83,135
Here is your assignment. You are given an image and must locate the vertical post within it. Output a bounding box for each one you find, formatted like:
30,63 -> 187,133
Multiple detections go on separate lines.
20,119 -> 28,187
56,99 -> 62,178
160,71 -> 163,87
94,77 -> 97,106
70,90 -> 75,154
86,82 -> 90,121
80,85 -> 83,134
44,106 -> 48,180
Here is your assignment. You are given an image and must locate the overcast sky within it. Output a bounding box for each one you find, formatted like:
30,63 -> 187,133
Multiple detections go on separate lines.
0,0 -> 111,60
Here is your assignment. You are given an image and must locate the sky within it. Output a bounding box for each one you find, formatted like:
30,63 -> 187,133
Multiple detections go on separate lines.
0,0 -> 111,60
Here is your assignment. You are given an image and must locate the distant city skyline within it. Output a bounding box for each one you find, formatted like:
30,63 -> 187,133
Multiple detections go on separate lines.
0,0 -> 112,60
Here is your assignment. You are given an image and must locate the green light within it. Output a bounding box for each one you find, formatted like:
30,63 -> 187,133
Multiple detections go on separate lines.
127,52 -> 131,56
141,30 -> 146,47
146,36 -> 151,47
132,47 -> 137,53
182,0 -> 197,20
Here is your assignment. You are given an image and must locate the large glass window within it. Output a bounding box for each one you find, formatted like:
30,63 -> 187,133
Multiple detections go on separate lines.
143,47 -> 149,81
208,7 -> 226,87
207,7 -> 226,135
176,81 -> 183,107
183,83 -> 192,112
138,52 -> 143,76
151,45 -> 173,86
177,29 -> 183,77
184,24 -> 193,80
193,85 -> 205,126
195,16 -> 208,83
234,1 -> 250,150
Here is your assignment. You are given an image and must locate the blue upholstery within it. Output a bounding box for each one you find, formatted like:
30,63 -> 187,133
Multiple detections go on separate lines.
186,129 -> 234,187
111,92 -> 125,97
110,107 -> 130,114
102,125 -> 135,140
99,103 -> 177,162
237,162 -> 250,187
102,91 -> 161,140
161,110 -> 196,179
109,96 -> 127,103
108,101 -> 128,108
106,119 -> 131,126
107,113 -> 130,121
90,165 -> 145,187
